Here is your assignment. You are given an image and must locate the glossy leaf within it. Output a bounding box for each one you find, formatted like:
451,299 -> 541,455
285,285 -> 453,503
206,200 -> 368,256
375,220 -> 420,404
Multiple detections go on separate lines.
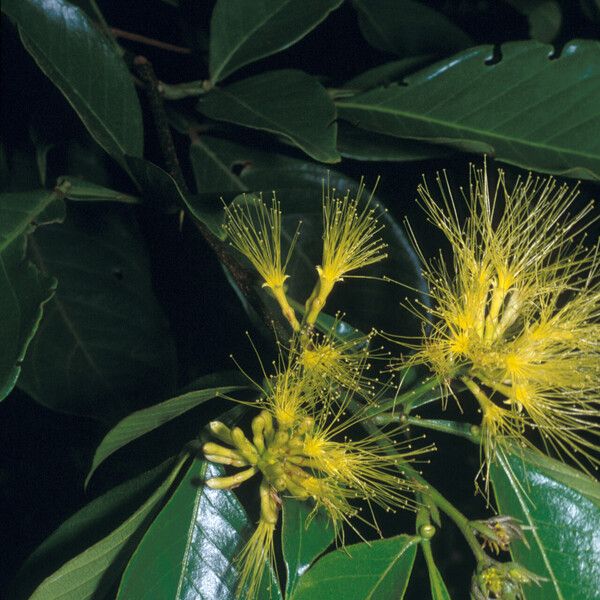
60,177 -> 141,205
28,457 -> 187,600
282,498 -> 335,597
86,375 -> 249,486
291,535 -> 418,599
18,206 -> 177,420
13,459 -> 175,600
491,449 -> 600,600
197,70 -> 340,163
353,0 -> 472,56
338,40 -> 600,180
209,0 -> 343,82
2,0 -> 143,167
118,459 -> 282,600
0,190 -> 64,400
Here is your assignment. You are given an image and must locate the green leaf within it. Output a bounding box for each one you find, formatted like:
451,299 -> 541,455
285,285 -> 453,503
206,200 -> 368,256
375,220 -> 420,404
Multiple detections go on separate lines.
28,457 -> 188,600
282,498 -> 335,597
117,459 -> 282,600
491,449 -> 600,600
60,177 -> 141,205
2,0 -> 143,167
291,535 -> 418,600
338,40 -> 600,180
0,190 -> 64,253
352,0 -> 472,56
190,138 -> 246,194
86,375 -> 249,487
197,70 -> 340,163
0,190 -> 64,400
125,156 -> 226,238
209,0 -> 343,82
337,121 -> 451,162
345,56 -> 435,90
0,237 -> 55,402
18,206 -> 177,421
13,459 -> 175,600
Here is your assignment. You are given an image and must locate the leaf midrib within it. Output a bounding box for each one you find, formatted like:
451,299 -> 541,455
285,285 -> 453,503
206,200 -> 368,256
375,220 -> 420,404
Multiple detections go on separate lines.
19,26 -> 130,160
176,462 -> 208,599
211,0 -> 295,82
497,452 -> 564,600
0,192 -> 56,252
337,99 -> 600,161
365,538 -> 416,600
29,237 -> 109,388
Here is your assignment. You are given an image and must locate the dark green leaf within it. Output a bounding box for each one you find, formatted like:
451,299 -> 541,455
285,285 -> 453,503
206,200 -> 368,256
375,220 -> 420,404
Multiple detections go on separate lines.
338,40 -> 600,180
291,534 -> 418,599
197,70 -> 340,163
345,56 -> 435,90
13,459 -> 175,600
117,459 -> 282,600
60,177 -> 141,205
337,121 -> 451,162
2,0 -> 143,168
28,457 -> 188,600
18,206 -> 177,420
0,190 -> 64,400
190,139 -> 246,194
282,498 -> 335,597
352,0 -> 472,56
491,449 -> 600,600
0,190 -> 65,252
0,236 -> 55,401
209,0 -> 343,82
125,156 -> 226,238
86,375 -> 249,487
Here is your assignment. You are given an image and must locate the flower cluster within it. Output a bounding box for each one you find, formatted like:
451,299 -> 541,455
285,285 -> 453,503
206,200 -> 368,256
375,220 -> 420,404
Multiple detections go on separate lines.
223,182 -> 388,331
212,185 -> 426,598
400,163 -> 600,482
204,331 -> 429,598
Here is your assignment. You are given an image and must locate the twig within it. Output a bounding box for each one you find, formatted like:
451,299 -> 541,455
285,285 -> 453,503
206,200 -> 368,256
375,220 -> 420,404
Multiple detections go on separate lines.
133,56 -> 290,338
113,28 -> 191,54
134,56 -> 188,190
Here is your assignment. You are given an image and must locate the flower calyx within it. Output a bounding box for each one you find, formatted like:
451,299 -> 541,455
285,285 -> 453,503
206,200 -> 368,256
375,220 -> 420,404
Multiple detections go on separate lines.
471,561 -> 545,600
471,515 -> 529,554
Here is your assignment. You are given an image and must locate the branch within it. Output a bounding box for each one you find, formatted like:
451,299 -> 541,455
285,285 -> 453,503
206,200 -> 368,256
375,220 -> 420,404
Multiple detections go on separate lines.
133,56 -> 291,339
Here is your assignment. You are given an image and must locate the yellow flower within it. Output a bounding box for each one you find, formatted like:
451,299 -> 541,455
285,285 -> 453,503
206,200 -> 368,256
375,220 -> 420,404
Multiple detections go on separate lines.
234,480 -> 278,600
400,163 -> 599,478
203,334 -> 430,598
294,323 -> 387,399
223,194 -> 301,330
305,181 -> 388,324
